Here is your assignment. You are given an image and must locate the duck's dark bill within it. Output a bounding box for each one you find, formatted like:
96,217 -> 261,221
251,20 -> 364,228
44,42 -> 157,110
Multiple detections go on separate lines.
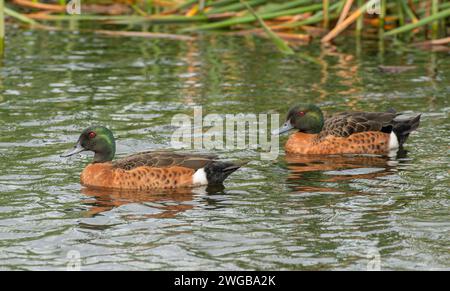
272,121 -> 293,135
61,143 -> 85,157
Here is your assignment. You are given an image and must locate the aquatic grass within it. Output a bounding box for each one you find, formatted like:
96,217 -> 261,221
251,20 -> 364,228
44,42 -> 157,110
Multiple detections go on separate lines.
162,0 -> 197,14
323,0 -> 329,28
208,0 -> 314,15
431,0 -> 439,39
0,0 -> 4,55
337,0 -> 353,26
396,0 -> 405,27
3,0 -> 449,46
182,3 -> 323,31
4,6 -> 39,26
25,13 -> 207,24
379,0 -> 386,37
131,4 -> 148,16
206,0 -> 266,15
255,0 -> 313,14
92,29 -> 195,41
400,0 -> 419,24
198,0 -> 206,12
12,0 -> 64,12
441,1 -> 450,10
384,7 -> 450,37
240,0 -> 294,55
276,1 -> 342,29
355,0 -> 363,34
209,0 -> 239,8
321,0 -> 378,43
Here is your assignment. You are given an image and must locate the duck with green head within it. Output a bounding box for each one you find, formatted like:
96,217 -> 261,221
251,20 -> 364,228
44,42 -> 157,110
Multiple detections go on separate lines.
61,126 -> 243,190
272,103 -> 421,156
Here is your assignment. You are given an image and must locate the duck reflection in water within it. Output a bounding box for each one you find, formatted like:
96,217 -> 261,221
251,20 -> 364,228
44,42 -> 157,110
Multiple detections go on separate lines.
284,150 -> 408,193
81,184 -> 226,218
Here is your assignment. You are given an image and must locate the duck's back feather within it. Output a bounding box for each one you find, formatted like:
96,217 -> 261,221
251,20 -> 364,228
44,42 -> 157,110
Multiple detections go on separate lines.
112,150 -> 218,171
319,111 -> 398,139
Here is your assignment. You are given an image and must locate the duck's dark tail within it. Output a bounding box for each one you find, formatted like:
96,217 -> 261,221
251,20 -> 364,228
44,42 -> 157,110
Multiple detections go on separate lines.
204,161 -> 247,184
392,114 -> 421,147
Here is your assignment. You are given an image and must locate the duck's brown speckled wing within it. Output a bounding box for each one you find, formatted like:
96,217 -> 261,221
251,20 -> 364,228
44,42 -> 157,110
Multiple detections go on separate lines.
112,150 -> 217,171
319,111 -> 397,139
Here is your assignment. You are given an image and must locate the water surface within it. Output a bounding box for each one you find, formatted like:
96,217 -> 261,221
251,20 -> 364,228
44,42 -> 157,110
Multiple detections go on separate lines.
0,30 -> 449,270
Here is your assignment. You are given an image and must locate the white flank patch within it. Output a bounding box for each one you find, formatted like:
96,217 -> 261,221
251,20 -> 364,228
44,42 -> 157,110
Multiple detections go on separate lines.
389,132 -> 399,150
388,131 -> 399,157
193,168 -> 208,185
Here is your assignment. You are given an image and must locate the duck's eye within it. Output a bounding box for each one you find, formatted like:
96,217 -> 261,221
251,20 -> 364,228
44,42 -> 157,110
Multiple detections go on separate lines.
297,111 -> 305,116
88,132 -> 96,139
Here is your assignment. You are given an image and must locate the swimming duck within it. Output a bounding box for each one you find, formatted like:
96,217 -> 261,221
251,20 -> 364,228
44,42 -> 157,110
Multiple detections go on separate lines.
61,126 -> 243,190
272,104 -> 421,156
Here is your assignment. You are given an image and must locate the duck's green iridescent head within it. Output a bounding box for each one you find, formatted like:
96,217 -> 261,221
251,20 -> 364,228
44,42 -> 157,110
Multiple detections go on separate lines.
61,126 -> 116,163
273,103 -> 324,135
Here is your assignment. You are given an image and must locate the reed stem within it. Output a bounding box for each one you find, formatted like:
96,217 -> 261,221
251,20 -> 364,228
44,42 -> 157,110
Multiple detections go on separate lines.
396,0 -> 405,27
384,7 -> 450,36
4,6 -> 38,25
240,0 -> 294,55
279,1 -> 341,29
431,0 -> 439,39
0,0 -> 4,55
206,0 -> 266,14
199,0 -> 206,12
379,0 -> 386,38
323,0 -> 329,29
4,0 -> 448,47
0,0 -> 4,39
338,0 -> 354,26
322,0 -> 377,43
184,3 -> 322,31
356,0 -> 363,34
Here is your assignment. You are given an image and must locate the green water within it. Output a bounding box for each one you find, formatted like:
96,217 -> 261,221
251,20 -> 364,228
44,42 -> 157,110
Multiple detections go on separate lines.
0,30 -> 449,270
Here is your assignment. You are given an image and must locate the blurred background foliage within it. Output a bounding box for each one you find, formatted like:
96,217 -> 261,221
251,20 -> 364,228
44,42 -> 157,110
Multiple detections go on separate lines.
0,1 -> 449,54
